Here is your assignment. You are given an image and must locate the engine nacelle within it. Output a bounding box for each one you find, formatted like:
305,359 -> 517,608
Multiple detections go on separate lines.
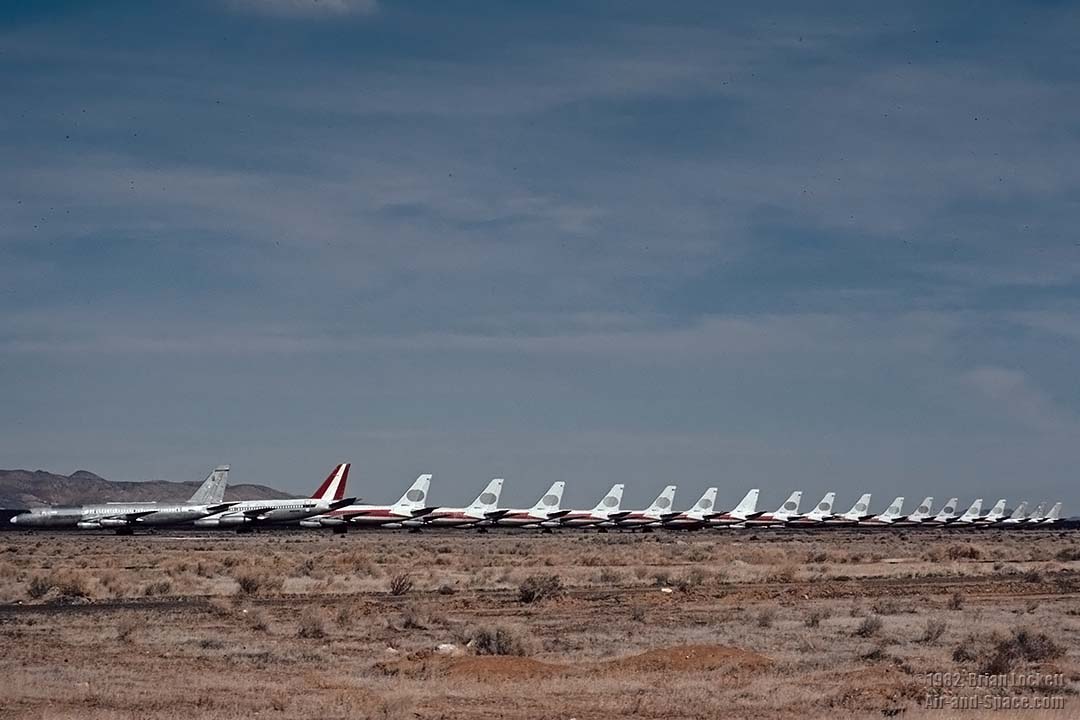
215,515 -> 252,527
76,521 -> 102,530
99,518 -> 132,528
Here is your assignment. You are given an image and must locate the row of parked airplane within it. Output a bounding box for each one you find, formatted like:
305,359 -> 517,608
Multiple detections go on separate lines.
8,463 -> 1065,534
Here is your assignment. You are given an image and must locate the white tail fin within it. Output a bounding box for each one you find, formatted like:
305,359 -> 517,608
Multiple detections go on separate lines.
731,488 -> 759,516
590,484 -> 624,514
187,465 -> 229,505
909,496 -> 934,519
1045,502 -> 1062,521
935,497 -> 958,520
881,496 -> 904,519
984,498 -> 1007,520
312,463 -> 350,501
844,493 -> 872,518
1007,501 -> 1027,520
690,487 -> 718,515
1027,502 -> 1046,521
391,474 -> 432,514
776,491 -> 801,515
529,482 -> 565,514
644,485 -> 677,516
812,492 -> 835,516
466,478 -> 503,514
960,498 -> 983,520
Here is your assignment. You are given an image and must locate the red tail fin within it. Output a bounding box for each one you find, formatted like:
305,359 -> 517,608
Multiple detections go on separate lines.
311,463 -> 350,501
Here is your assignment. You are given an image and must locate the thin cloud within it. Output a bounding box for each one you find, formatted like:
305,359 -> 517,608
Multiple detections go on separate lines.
226,0 -> 377,18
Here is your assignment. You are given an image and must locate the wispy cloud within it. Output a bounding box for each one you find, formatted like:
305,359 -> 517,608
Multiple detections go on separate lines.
226,0 -> 378,18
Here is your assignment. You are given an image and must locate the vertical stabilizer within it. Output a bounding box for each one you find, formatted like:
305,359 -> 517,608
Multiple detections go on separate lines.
844,493 -> 872,519
644,485 -> 677,516
188,465 -> 230,504
529,482 -> 565,514
776,491 -> 802,516
466,479 -> 503,514
312,463 -> 350,501
590,484 -> 624,515
689,487 -> 718,516
391,474 -> 432,514
731,489 -> 759,517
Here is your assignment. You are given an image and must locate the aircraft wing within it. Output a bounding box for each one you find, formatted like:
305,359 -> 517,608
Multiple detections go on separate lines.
484,510 -> 510,520
411,507 -> 438,517
606,511 -> 633,520
205,502 -> 237,515
660,511 -> 682,521
328,497 -> 357,511
545,510 -> 572,519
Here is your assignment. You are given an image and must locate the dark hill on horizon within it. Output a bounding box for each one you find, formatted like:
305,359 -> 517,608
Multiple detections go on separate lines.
0,469 -> 295,509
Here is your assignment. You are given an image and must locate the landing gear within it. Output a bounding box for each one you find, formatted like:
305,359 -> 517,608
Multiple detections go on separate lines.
332,525 -> 348,535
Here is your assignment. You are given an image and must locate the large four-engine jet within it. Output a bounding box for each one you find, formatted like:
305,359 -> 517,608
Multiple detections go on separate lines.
406,478 -> 504,529
302,474 -> 432,530
974,498 -> 1007,526
950,498 -> 984,526
194,463 -> 353,530
824,493 -> 873,526
786,492 -> 836,527
1038,502 -> 1063,526
488,482 -> 568,527
744,491 -> 802,527
609,485 -> 677,529
661,487 -> 719,530
10,465 -> 234,533
859,496 -> 904,526
922,497 -> 959,526
557,484 -> 625,528
894,497 -> 934,526
707,489 -> 762,527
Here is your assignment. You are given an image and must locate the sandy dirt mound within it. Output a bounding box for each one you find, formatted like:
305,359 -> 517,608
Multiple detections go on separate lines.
598,644 -> 770,674
446,656 -> 566,680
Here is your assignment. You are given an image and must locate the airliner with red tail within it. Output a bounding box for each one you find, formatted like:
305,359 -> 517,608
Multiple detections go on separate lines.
301,474 -> 432,530
194,463 -> 354,529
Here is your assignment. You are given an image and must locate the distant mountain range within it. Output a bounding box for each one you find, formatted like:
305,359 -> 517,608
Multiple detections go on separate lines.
0,469 -> 294,509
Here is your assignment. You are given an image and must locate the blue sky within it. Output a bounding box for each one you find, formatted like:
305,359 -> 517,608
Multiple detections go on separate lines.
2,0 -> 1079,512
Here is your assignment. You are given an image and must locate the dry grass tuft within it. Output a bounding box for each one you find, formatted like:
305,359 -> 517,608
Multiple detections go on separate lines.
466,624 -> 532,656
853,615 -> 883,637
297,608 -> 327,639
388,573 -> 414,596
518,574 -> 563,603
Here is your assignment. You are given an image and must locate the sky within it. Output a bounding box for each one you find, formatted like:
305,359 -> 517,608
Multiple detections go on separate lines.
2,0 -> 1079,514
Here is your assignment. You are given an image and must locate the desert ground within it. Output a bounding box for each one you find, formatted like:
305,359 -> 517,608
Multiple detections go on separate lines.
1,528 -> 1078,719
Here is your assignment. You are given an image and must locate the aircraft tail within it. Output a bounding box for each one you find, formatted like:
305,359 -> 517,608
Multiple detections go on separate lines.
731,488 -> 759,516
1046,502 -> 1062,521
961,498 -> 983,519
844,493 -> 872,518
644,485 -> 677,516
777,491 -> 801,515
187,465 -> 229,504
934,498 -> 958,520
985,498 -> 1007,520
812,492 -> 835,516
690,487 -> 718,515
880,496 -> 904,519
1007,501 -> 1028,520
909,496 -> 934,519
390,474 -> 432,514
590,484 -> 624,514
529,481 -> 565,514
1027,502 -> 1046,521
311,463 -> 350,502
466,478 -> 503,514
